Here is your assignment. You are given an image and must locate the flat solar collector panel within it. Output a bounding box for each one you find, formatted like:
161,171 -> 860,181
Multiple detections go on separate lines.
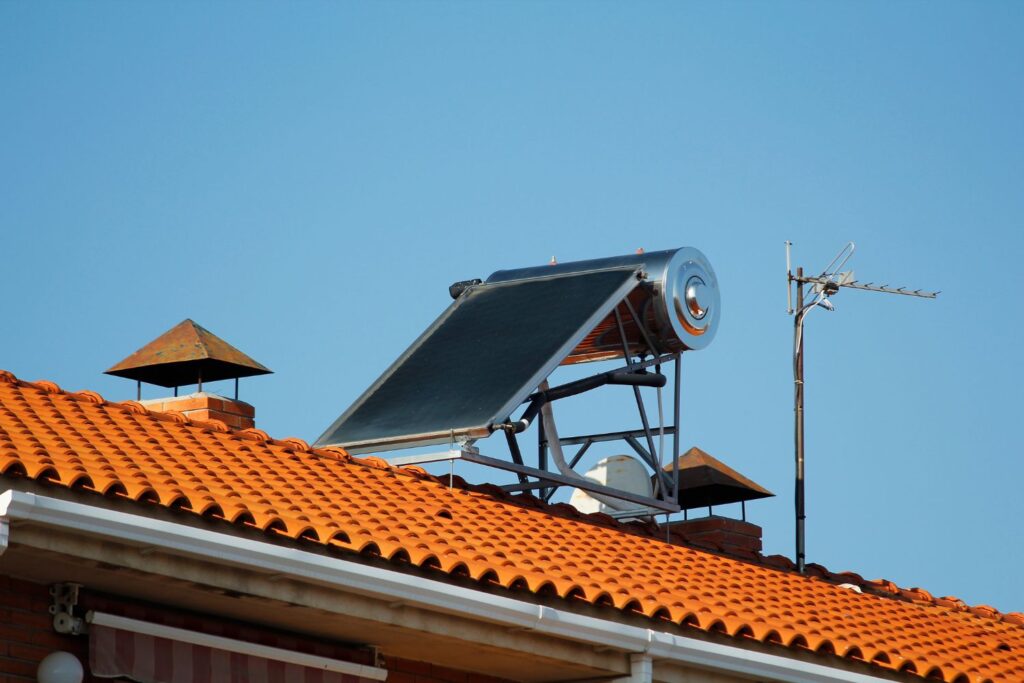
316,267 -> 641,453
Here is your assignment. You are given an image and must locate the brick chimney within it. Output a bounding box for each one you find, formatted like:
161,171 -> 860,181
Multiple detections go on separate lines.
141,393 -> 256,430
670,516 -> 764,555
661,447 -> 774,559
105,319 -> 272,431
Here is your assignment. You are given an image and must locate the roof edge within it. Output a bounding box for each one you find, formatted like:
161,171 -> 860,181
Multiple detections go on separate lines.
0,489 -> 907,683
1,368 -> 1021,634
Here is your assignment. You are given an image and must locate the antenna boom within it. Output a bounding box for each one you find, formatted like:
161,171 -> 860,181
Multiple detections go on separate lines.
796,275 -> 938,299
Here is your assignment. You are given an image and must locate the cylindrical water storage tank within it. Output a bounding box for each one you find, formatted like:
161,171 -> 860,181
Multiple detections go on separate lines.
486,247 -> 720,362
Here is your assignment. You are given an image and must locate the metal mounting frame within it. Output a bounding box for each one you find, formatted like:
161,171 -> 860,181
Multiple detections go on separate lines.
389,295 -> 687,515
515,296 -> 685,512
389,446 -> 679,513
526,351 -> 683,511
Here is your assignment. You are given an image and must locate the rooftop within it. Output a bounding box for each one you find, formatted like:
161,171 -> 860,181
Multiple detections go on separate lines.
0,369 -> 1022,682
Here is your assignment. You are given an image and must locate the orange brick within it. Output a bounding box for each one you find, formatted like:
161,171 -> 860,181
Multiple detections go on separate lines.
224,399 -> 254,417
169,397 -> 212,412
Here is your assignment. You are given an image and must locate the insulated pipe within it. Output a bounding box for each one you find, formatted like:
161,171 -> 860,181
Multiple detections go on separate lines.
538,382 -> 635,511
501,371 -> 667,434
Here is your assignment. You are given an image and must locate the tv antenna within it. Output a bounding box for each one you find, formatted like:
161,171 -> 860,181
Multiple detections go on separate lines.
785,241 -> 939,574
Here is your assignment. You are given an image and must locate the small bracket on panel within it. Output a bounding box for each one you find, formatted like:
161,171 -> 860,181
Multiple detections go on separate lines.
448,278 -> 482,299
49,582 -> 86,635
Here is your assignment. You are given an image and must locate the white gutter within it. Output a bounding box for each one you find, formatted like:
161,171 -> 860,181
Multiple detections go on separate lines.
0,508 -> 8,556
0,490 -> 891,683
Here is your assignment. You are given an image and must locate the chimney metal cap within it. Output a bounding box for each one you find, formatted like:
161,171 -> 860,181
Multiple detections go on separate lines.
105,319 -> 272,388
663,446 -> 774,509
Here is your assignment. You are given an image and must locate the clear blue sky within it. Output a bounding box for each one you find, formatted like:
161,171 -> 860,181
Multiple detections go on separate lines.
2,2 -> 1022,611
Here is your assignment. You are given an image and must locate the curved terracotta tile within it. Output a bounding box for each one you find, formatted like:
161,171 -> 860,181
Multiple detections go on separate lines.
1,372 -> 1023,682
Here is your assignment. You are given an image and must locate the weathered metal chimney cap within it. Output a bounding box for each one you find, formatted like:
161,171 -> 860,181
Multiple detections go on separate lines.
663,446 -> 774,510
105,319 -> 272,388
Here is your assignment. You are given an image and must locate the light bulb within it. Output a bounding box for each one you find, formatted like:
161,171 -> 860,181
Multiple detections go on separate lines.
37,651 -> 83,683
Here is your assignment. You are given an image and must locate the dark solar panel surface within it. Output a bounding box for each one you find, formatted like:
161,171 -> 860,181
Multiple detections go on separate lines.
315,268 -> 639,451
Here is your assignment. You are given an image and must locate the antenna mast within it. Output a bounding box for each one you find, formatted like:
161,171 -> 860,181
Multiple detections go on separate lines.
785,241 -> 938,574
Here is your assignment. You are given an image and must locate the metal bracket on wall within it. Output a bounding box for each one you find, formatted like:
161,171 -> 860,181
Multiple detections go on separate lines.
49,582 -> 87,635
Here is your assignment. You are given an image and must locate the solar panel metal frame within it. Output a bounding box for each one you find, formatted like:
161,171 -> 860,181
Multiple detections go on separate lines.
315,266 -> 643,454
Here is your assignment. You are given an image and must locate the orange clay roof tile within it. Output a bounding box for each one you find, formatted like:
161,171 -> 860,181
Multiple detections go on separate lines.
0,370 -> 1022,682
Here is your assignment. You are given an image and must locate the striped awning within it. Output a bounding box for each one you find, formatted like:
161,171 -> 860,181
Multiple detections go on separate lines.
87,612 -> 388,683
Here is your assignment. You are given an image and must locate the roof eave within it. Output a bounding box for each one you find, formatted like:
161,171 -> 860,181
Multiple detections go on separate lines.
0,489 -> 901,683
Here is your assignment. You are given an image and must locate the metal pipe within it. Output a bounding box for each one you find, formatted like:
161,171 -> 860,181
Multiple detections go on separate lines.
786,241 -> 793,315
673,354 -> 682,505
613,309 -> 668,494
504,430 -> 528,484
538,382 -> 635,511
543,440 -> 593,503
609,373 -> 666,388
792,277 -> 827,573
795,268 -> 806,574
537,411 -> 547,499
540,426 -> 676,448
654,361 -> 666,498
624,436 -> 657,469
568,440 -> 593,469
501,370 -> 666,434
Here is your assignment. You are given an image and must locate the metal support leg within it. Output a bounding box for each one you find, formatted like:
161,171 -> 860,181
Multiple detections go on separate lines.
673,353 -> 682,505
504,430 -> 528,484
613,308 -> 671,495
537,412 -> 549,499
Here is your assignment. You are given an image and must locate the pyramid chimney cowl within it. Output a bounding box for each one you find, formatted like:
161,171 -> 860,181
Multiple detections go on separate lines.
106,319 -> 271,429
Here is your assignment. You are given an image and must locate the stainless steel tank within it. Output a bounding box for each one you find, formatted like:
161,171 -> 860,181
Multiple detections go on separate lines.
486,247 -> 720,362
